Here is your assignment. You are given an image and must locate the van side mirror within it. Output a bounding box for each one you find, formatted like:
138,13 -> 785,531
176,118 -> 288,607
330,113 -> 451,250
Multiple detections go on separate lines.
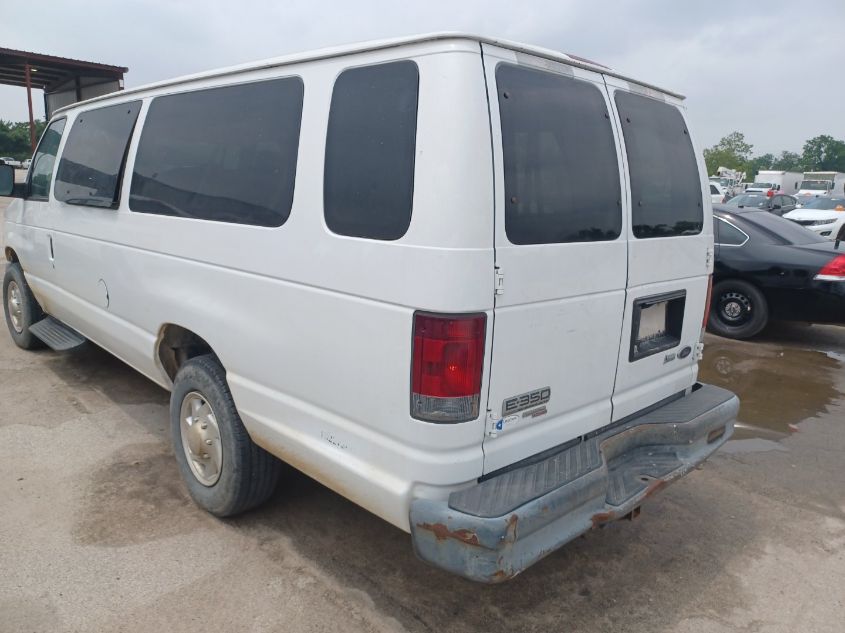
0,164 -> 26,198
0,164 -> 14,196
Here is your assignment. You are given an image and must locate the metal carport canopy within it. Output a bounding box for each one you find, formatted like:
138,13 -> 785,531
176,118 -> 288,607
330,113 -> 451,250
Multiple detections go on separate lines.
0,47 -> 127,151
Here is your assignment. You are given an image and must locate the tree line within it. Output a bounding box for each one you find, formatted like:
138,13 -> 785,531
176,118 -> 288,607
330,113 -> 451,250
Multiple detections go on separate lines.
704,132 -> 845,180
0,119 -> 48,161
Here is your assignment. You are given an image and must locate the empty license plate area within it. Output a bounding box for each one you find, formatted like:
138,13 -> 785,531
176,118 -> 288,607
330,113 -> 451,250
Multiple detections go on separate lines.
629,290 -> 686,361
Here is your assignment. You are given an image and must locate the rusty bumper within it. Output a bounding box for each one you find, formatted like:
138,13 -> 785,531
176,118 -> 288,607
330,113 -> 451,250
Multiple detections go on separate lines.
410,383 -> 739,583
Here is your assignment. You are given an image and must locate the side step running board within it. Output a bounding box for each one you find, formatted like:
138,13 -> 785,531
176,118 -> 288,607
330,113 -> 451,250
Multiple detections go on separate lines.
29,316 -> 87,351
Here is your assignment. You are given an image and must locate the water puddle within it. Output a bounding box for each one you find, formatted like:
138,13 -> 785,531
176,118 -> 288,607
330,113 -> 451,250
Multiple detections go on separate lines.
699,339 -> 844,441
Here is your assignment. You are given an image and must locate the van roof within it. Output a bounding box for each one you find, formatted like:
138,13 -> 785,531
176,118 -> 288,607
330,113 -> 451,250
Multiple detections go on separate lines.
53,32 -> 684,115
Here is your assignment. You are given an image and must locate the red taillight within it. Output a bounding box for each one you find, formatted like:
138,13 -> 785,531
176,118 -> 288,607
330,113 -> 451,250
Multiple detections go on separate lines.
702,275 -> 713,330
815,255 -> 845,281
411,312 -> 486,423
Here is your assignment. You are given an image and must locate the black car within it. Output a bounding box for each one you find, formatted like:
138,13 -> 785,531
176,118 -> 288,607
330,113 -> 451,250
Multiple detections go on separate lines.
709,205 -> 845,339
723,192 -> 797,216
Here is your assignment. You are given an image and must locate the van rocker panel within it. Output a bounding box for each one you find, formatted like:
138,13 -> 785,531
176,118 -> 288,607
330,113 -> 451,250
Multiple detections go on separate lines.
409,383 -> 738,582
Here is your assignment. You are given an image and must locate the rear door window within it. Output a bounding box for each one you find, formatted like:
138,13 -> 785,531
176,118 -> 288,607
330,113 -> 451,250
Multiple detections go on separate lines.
55,101 -> 142,208
614,91 -> 702,238
130,77 -> 304,227
324,60 -> 419,240
497,63 -> 622,244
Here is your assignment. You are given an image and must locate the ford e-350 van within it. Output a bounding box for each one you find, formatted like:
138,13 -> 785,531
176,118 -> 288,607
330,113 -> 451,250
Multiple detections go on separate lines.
1,34 -> 738,583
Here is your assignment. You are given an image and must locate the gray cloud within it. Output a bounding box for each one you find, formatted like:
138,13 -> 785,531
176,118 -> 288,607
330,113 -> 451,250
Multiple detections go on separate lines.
3,0 -> 843,154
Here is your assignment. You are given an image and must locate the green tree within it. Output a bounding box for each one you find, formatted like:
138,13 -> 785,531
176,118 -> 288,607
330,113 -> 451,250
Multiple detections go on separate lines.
0,119 -> 46,160
704,131 -> 754,176
801,135 -> 845,172
772,151 -> 803,171
744,153 -> 775,181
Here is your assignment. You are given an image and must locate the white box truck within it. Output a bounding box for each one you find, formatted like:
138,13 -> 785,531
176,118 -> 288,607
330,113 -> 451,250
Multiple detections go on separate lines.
796,171 -> 845,204
746,170 -> 802,195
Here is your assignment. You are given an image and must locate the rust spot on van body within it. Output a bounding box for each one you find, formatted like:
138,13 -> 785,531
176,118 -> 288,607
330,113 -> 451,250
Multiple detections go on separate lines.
417,522 -> 481,547
490,568 -> 514,582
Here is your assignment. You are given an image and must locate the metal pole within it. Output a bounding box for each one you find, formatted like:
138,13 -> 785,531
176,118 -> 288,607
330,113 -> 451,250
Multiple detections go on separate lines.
24,63 -> 37,153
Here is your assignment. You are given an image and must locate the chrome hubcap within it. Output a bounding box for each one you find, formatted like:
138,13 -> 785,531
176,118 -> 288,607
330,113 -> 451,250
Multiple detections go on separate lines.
7,281 -> 23,334
179,391 -> 223,486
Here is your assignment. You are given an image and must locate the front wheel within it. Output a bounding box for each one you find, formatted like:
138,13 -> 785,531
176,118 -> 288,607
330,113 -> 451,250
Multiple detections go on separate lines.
3,263 -> 44,350
170,354 -> 281,516
707,279 -> 769,340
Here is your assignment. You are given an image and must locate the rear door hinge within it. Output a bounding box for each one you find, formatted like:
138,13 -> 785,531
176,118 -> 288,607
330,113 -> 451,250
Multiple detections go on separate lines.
494,267 -> 504,295
694,342 -> 704,361
705,246 -> 713,270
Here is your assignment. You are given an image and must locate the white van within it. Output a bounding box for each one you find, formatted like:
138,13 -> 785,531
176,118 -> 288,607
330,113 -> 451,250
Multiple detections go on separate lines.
1,34 -> 738,583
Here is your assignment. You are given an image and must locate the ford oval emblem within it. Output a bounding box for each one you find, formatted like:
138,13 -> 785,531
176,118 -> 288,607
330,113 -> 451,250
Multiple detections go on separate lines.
678,346 -> 692,359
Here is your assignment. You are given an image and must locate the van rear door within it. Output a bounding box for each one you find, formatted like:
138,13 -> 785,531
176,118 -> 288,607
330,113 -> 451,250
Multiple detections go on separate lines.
480,45 -> 629,474
602,77 -> 713,421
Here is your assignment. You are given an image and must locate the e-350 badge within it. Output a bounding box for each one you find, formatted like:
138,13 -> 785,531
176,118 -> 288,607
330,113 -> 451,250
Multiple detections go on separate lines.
502,387 -> 551,416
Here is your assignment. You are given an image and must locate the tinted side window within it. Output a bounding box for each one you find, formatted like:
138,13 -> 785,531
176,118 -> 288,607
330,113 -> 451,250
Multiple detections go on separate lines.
715,218 -> 746,245
324,61 -> 419,240
55,101 -> 141,208
130,78 -> 304,227
497,64 -> 621,244
710,184 -> 719,195
29,118 -> 66,199
615,91 -> 702,238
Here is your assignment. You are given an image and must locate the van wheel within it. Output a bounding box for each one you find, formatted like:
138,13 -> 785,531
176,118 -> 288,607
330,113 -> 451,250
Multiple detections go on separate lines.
708,280 -> 769,340
170,354 -> 280,516
3,263 -> 44,350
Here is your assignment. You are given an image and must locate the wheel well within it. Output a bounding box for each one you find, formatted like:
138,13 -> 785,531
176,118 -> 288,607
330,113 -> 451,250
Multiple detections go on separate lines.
157,324 -> 214,382
4,247 -> 18,263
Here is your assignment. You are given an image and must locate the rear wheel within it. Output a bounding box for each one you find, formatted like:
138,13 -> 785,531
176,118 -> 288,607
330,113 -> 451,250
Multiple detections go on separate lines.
170,354 -> 281,516
3,263 -> 44,350
708,279 -> 769,340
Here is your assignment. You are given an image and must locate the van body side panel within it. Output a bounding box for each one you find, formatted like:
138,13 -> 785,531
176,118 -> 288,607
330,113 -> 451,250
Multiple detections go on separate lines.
603,77 -> 712,420
480,45 -> 629,474
36,42 -> 494,531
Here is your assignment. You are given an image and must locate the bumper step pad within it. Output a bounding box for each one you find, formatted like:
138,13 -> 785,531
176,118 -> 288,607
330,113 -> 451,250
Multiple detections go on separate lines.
29,316 -> 86,351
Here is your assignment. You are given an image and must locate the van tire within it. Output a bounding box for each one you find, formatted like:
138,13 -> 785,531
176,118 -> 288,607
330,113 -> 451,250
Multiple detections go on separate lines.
170,354 -> 280,516
708,279 -> 769,340
3,263 -> 45,350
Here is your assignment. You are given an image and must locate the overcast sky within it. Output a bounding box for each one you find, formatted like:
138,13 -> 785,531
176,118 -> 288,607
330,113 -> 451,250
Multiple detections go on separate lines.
2,0 -> 843,155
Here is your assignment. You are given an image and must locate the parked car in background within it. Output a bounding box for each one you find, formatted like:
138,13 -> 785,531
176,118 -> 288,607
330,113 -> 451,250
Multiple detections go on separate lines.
709,205 -> 845,339
710,182 -> 727,204
784,197 -> 845,239
723,192 -> 797,215
0,157 -> 22,168
21,158 -> 32,170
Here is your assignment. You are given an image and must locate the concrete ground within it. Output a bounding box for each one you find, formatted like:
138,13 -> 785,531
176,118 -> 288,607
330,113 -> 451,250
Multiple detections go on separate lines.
1,194 -> 844,633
